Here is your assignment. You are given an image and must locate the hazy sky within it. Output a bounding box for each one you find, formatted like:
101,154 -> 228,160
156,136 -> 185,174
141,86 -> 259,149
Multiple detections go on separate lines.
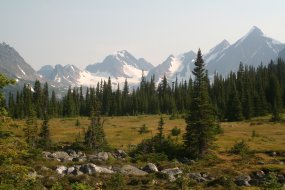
1,0 -> 285,70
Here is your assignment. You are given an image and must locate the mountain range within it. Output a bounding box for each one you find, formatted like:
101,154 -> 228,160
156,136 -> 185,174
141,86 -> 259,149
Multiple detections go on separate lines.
1,26 -> 285,92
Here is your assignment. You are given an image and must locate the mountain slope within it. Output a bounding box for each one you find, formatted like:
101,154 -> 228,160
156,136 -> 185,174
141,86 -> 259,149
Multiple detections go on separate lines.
146,51 -> 196,83
204,39 -> 230,65
0,42 -> 37,80
86,50 -> 153,78
278,48 -> 285,60
206,26 -> 285,76
37,64 -> 83,86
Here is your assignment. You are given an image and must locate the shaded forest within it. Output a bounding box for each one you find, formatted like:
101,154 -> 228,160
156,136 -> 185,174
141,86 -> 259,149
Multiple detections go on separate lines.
6,58 -> 285,122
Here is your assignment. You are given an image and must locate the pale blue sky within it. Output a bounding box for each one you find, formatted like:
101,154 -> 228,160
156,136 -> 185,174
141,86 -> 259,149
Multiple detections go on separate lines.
0,0 -> 285,70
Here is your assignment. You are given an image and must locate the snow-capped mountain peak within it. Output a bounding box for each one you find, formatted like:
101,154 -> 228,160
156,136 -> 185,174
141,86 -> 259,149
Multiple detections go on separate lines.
85,50 -> 153,79
205,39 -> 230,64
206,26 -> 285,76
146,51 -> 196,83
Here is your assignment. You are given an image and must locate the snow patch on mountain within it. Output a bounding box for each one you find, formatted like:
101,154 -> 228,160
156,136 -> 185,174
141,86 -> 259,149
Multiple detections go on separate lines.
17,65 -> 26,75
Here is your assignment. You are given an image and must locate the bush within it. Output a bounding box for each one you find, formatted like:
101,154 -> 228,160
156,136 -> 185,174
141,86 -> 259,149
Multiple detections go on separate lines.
107,173 -> 125,190
229,140 -> 250,157
132,153 -> 168,163
71,182 -> 94,190
75,119 -> 80,127
207,176 -> 236,189
213,123 -> 224,135
51,182 -> 64,190
171,127 -> 181,137
138,124 -> 149,134
130,136 -> 182,160
262,172 -> 282,189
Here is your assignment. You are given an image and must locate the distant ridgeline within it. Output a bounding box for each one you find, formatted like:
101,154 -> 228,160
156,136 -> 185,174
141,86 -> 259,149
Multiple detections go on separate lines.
6,58 -> 285,122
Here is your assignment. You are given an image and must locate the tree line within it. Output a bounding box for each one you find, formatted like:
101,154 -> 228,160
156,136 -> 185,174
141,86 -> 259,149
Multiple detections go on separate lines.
6,58 -> 285,122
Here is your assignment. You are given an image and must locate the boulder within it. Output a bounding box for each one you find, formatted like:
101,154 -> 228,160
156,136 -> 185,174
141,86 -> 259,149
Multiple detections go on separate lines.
161,167 -> 183,182
120,165 -> 148,176
269,151 -> 277,157
115,149 -> 128,158
67,167 -> 75,174
72,157 -> 85,162
187,172 -> 209,182
42,151 -> 52,158
67,166 -> 83,176
51,151 -> 71,162
97,152 -> 109,161
143,163 -> 158,173
80,163 -> 114,174
41,166 -> 52,172
66,149 -> 78,157
235,175 -> 251,186
55,166 -> 67,175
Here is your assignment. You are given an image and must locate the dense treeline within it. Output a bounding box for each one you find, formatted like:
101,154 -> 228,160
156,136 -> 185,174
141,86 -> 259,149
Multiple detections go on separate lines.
6,58 -> 285,121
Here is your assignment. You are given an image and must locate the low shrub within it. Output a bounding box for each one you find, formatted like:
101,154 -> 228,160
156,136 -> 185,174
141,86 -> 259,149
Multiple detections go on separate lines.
229,140 -> 251,157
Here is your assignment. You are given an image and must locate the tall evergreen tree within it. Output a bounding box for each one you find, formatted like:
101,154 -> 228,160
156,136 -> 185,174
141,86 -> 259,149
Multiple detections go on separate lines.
23,108 -> 38,148
226,83 -> 244,121
184,49 -> 217,158
38,113 -> 51,149
157,116 -> 165,144
84,104 -> 107,151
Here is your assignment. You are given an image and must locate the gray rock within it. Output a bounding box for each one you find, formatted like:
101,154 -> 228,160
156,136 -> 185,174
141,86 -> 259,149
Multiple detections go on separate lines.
120,165 -> 148,176
72,157 -> 86,162
79,163 -> 114,174
161,167 -> 183,182
255,170 -> 265,179
77,151 -> 86,158
66,149 -> 77,157
116,149 -> 128,158
188,172 -> 208,182
97,152 -> 109,161
257,161 -> 265,165
71,169 -> 83,176
56,166 -> 67,175
51,151 -> 71,162
41,166 -> 52,171
67,167 -> 75,174
143,163 -> 158,173
235,175 -> 251,186
269,151 -> 277,157
42,151 -> 52,158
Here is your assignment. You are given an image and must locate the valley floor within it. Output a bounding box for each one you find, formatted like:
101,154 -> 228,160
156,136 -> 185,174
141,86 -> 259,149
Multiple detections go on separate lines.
2,114 -> 285,189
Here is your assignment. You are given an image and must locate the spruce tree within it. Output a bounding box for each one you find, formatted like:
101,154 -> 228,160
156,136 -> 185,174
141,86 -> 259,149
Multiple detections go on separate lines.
157,116 -> 165,144
268,75 -> 282,121
226,84 -> 244,121
84,107 -> 107,151
38,113 -> 51,149
0,74 -> 14,119
23,108 -> 38,148
184,49 -> 217,158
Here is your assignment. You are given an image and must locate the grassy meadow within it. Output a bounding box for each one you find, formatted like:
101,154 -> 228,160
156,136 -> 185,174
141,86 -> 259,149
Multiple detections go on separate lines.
6,114 -> 285,152
3,114 -> 285,189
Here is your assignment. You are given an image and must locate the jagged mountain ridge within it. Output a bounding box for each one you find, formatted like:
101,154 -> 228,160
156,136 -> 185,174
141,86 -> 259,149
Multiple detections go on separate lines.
146,51 -> 196,83
206,26 -> 285,76
1,26 -> 285,91
85,50 -> 154,78
0,42 -> 36,81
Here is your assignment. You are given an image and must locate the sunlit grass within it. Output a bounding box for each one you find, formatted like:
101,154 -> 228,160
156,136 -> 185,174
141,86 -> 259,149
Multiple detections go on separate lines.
5,114 -> 285,153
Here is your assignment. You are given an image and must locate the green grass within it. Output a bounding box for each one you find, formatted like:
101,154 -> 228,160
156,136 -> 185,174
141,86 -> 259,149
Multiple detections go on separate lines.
3,114 -> 285,189
5,114 -> 285,153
